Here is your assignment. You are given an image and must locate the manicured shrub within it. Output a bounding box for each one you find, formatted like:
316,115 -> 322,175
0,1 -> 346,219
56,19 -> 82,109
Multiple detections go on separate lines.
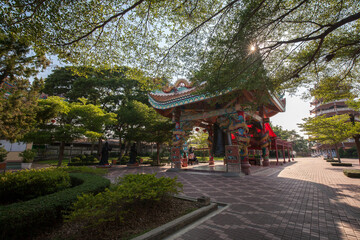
0,173 -> 110,240
326,159 -> 338,162
331,162 -> 352,167
19,149 -> 37,163
71,157 -> 81,163
0,168 -> 71,204
0,146 -> 7,162
66,174 -> 183,227
343,169 -> 360,178
70,154 -> 98,165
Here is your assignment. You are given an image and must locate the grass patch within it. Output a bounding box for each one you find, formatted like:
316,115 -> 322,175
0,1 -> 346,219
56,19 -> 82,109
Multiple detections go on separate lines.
35,159 -> 69,166
331,162 -> 352,167
343,169 -> 360,178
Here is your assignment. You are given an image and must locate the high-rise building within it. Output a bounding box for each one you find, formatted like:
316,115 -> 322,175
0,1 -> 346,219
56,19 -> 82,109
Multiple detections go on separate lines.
310,99 -> 359,156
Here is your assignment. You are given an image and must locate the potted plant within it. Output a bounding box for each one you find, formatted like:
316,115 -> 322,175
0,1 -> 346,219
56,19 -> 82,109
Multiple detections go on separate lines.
20,149 -> 37,169
0,146 -> 7,173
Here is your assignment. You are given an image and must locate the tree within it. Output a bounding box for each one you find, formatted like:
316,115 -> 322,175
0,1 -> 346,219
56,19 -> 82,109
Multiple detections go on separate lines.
0,32 -> 50,142
0,78 -> 43,141
43,66 -> 153,109
25,97 -> 116,166
272,124 -> 310,155
298,114 -> 360,162
0,33 -> 49,85
114,100 -> 150,160
144,109 -> 173,165
2,1 -> 359,96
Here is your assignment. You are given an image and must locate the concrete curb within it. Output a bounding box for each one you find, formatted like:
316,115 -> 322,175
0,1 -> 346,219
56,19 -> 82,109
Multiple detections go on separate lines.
132,200 -> 218,240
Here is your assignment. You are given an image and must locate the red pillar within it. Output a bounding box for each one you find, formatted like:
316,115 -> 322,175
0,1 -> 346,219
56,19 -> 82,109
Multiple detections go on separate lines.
282,143 -> 286,163
287,144 -> 291,162
208,127 -> 214,165
275,138 -> 279,165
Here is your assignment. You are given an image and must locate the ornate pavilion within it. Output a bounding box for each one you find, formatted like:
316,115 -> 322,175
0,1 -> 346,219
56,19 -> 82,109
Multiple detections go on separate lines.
148,79 -> 293,175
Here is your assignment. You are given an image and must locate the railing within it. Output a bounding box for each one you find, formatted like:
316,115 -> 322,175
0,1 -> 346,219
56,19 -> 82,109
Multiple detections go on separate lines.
315,107 -> 354,116
313,99 -> 348,108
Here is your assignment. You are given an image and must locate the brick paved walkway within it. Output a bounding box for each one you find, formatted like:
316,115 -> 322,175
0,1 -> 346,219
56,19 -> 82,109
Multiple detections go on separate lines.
106,158 -> 360,240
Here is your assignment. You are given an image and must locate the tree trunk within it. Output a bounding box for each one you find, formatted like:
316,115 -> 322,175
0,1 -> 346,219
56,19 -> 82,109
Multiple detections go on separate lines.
97,138 -> 102,161
156,142 -> 160,165
125,141 -> 131,156
57,141 -> 65,167
334,144 -> 341,163
354,135 -> 360,165
91,142 -> 94,155
118,138 -> 123,161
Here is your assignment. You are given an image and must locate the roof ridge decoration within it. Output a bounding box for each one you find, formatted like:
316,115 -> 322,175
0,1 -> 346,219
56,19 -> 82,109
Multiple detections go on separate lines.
162,79 -> 193,93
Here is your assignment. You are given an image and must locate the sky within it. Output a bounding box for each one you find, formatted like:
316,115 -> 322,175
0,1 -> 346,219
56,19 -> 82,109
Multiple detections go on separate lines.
271,91 -> 312,137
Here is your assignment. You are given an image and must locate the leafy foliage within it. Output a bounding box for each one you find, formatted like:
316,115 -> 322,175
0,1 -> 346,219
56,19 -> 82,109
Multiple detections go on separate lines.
19,149 -> 37,163
299,114 -> 360,160
24,96 -> 116,166
0,168 -> 71,204
299,115 -> 359,145
66,174 -> 183,227
0,146 -> 7,162
0,78 -> 44,141
0,173 -> 110,240
271,124 -> 311,155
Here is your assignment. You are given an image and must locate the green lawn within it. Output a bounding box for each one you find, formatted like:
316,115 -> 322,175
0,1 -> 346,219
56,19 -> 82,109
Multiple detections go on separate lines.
35,159 -> 70,166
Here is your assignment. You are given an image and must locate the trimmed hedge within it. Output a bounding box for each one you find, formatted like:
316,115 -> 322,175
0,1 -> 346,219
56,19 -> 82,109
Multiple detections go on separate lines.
326,159 -> 339,162
66,174 -> 182,228
331,162 -> 352,167
0,173 -> 110,240
0,168 -> 71,204
343,169 -> 360,178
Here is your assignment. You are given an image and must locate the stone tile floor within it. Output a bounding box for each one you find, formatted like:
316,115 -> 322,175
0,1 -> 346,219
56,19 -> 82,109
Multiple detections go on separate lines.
106,158 -> 360,240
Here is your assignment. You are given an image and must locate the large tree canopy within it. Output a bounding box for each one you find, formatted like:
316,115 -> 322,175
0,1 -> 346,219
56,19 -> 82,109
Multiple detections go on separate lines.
2,0 -> 359,95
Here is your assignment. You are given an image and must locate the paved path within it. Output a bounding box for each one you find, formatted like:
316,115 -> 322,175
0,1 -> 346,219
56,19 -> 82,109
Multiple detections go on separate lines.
106,158 -> 360,240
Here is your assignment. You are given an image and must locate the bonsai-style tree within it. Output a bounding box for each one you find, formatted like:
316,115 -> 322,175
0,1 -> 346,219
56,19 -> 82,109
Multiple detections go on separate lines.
19,149 -> 37,163
0,146 -> 7,162
299,114 -> 360,162
25,97 -> 116,167
144,109 -> 173,165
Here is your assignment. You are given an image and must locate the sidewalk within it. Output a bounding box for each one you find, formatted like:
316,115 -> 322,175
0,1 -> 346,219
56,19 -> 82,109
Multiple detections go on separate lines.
106,158 -> 360,239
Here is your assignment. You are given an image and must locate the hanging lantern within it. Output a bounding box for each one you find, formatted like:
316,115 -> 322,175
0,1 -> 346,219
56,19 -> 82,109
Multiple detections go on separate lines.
195,128 -> 199,132
51,119 -> 56,124
203,129 -> 207,133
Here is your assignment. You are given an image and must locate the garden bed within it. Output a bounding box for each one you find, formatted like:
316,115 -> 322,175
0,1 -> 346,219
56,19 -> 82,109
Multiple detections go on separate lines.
36,197 -> 203,240
0,173 -> 110,239
331,162 -> 352,167
343,169 -> 360,178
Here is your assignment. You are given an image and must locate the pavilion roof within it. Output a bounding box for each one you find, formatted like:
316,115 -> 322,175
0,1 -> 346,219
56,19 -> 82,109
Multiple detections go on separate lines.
149,79 -> 286,115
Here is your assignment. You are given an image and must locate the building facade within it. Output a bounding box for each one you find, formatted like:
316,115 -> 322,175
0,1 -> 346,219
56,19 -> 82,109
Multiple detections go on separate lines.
310,99 -> 360,156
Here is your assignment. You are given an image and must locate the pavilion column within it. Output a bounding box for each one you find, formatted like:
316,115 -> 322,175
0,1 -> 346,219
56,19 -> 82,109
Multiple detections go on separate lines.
261,130 -> 270,166
288,144 -> 291,162
275,138 -> 279,165
170,110 -> 184,169
260,107 -> 270,167
207,126 -> 215,165
282,144 -> 286,163
236,111 -> 251,175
